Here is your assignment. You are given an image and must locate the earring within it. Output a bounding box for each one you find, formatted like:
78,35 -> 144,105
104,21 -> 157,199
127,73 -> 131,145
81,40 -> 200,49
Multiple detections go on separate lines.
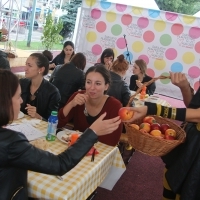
39,71 -> 41,74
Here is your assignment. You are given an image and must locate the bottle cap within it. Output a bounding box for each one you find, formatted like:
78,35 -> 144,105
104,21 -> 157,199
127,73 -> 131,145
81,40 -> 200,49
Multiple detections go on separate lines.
51,111 -> 58,116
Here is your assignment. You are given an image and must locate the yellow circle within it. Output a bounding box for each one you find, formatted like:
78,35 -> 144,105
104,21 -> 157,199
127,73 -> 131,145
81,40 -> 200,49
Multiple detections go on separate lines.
113,48 -> 118,58
154,59 -> 166,70
85,0 -> 96,7
182,16 -> 195,24
106,11 -> 117,22
86,31 -> 97,42
154,20 -> 166,32
182,52 -> 195,64
132,41 -> 144,53
132,7 -> 143,15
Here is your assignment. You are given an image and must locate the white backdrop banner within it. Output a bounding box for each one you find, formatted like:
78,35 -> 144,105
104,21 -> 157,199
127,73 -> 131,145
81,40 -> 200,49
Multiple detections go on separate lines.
75,0 -> 200,99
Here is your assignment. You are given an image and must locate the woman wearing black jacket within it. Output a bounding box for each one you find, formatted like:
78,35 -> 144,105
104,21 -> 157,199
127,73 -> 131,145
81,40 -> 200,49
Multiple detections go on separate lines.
129,59 -> 156,95
0,69 -> 121,200
20,53 -> 61,121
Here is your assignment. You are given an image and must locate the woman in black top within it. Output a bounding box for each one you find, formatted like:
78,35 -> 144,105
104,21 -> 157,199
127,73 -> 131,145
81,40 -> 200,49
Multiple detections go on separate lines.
49,41 -> 75,69
129,59 -> 156,95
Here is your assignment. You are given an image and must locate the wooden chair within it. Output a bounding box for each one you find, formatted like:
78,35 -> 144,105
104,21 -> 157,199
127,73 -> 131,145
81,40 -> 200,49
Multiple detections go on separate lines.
118,133 -> 135,165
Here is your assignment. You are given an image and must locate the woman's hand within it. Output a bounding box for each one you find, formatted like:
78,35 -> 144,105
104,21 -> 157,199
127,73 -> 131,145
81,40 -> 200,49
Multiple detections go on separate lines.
89,112 -> 121,136
136,80 -> 143,88
121,106 -> 148,123
170,72 -> 189,90
71,93 -> 89,107
49,63 -> 56,69
25,104 -> 38,118
105,61 -> 112,70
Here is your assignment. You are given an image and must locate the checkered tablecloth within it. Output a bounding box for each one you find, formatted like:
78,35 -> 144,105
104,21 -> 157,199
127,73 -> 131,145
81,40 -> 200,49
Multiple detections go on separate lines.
16,116 -> 126,200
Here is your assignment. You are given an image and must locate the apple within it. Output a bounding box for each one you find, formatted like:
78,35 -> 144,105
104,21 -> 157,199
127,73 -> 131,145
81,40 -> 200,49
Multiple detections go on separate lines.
143,116 -> 156,124
160,124 -> 170,134
150,123 -> 161,131
139,122 -> 151,133
165,128 -> 177,138
165,135 -> 176,140
140,128 -> 149,134
118,107 -> 134,121
130,124 -> 139,130
150,130 -> 162,137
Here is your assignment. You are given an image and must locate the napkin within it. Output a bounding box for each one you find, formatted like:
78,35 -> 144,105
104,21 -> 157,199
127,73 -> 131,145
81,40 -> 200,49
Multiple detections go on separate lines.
22,118 -> 41,126
86,146 -> 99,156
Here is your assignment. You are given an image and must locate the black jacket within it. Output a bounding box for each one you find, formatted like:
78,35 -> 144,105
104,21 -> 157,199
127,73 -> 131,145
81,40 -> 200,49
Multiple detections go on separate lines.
49,62 -> 85,108
107,71 -> 131,107
51,54 -> 65,66
20,78 -> 61,120
129,74 -> 156,95
0,127 -> 97,200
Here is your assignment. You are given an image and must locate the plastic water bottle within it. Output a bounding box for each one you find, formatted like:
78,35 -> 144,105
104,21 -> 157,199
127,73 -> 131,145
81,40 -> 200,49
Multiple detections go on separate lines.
46,111 -> 58,141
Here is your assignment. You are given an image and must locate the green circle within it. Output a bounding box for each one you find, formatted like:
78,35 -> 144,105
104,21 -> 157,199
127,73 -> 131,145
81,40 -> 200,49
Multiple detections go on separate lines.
111,24 -> 122,36
160,34 -> 172,46
160,72 -> 171,84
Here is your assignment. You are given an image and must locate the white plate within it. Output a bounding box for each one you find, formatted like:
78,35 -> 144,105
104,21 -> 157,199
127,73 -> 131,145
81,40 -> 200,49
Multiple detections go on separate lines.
57,129 -> 81,144
18,111 -> 24,119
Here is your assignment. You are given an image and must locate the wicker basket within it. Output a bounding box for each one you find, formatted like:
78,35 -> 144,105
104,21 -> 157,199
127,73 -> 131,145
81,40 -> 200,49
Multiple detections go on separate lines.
124,115 -> 186,156
124,75 -> 187,156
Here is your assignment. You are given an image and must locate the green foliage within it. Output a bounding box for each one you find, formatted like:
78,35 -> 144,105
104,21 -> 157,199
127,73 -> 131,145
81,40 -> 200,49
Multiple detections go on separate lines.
41,14 -> 63,50
60,0 -> 82,39
155,0 -> 200,15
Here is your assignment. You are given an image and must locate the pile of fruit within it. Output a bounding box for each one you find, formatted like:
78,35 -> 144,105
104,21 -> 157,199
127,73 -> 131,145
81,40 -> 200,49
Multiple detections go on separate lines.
130,116 -> 177,140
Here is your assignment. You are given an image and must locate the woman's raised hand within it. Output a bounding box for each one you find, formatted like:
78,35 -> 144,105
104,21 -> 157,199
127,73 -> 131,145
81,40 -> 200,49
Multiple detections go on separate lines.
89,112 -> 121,136
170,72 -> 189,90
71,93 -> 89,107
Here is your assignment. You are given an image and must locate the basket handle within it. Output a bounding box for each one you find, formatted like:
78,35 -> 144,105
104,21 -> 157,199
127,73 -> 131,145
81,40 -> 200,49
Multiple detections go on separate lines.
126,75 -> 170,107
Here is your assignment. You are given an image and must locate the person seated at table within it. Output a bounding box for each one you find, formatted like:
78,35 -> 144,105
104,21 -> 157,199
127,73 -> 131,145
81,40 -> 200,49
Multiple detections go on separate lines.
49,52 -> 86,108
129,59 -> 156,95
42,50 -> 53,62
58,65 -> 123,146
0,69 -> 121,200
49,41 -> 75,70
0,50 -> 10,70
20,53 -> 61,120
107,54 -> 131,107
96,48 -> 114,70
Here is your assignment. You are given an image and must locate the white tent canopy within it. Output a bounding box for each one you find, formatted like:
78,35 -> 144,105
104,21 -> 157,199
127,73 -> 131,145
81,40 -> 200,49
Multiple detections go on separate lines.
107,0 -> 159,10
194,10 -> 200,17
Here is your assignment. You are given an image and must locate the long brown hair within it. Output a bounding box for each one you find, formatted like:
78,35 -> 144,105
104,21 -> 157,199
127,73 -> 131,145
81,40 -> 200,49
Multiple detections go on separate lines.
0,70 -> 19,126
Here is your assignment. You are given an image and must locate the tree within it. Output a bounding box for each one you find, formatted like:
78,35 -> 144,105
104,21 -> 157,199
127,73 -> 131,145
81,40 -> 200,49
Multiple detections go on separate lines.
60,0 -> 82,39
155,0 -> 200,15
41,13 -> 63,50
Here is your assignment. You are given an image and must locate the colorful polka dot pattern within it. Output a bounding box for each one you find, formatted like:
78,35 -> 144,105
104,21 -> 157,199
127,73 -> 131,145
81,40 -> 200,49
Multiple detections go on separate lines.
79,0 -> 200,91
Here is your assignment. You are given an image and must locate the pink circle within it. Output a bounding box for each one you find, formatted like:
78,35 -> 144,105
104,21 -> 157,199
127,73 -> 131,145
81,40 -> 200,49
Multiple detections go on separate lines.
188,66 -> 200,78
146,68 -> 155,78
189,27 -> 200,39
116,4 -> 127,12
121,14 -> 132,25
165,12 -> 178,21
92,44 -> 102,55
138,55 -> 149,64
116,37 -> 126,49
194,81 -> 199,92
171,23 -> 183,35
165,48 -> 177,60
91,8 -> 101,19
195,41 -> 200,53
143,30 -> 155,43
96,21 -> 107,33
137,17 -> 149,29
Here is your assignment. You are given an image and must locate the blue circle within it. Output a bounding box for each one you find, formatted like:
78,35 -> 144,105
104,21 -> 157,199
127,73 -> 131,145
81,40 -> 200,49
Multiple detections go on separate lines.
148,9 -> 160,18
123,51 -> 133,64
171,62 -> 183,72
100,0 -> 111,9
